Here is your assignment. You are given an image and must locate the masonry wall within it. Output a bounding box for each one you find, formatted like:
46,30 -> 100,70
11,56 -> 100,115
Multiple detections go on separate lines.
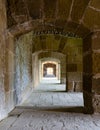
92,32 -> 100,113
14,32 -> 33,104
32,53 -> 39,88
63,38 -> 83,92
0,0 -> 8,120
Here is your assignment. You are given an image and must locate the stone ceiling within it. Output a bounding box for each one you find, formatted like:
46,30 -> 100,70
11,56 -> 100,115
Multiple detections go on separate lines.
7,0 -> 100,38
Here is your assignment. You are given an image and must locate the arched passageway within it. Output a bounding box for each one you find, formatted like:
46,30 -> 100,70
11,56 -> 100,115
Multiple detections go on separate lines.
0,0 -> 100,121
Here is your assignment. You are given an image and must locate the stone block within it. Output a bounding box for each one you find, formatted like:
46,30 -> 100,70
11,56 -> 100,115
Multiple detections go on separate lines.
6,35 -> 14,53
90,0 -> 100,9
83,74 -> 92,92
83,91 -> 94,114
83,35 -> 92,52
93,94 -> 100,113
92,32 -> 100,50
92,53 -> 100,73
44,0 -> 57,19
26,0 -> 41,19
92,77 -> 100,94
67,64 -> 77,72
83,53 -> 92,73
57,0 -> 72,20
71,0 -> 90,22
83,7 -> 100,30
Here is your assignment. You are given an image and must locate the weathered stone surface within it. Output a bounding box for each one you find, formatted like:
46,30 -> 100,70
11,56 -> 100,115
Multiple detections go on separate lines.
90,0 -> 100,9
76,24 -> 90,38
71,0 -> 90,22
83,7 -> 100,30
93,94 -> 100,113
44,0 -> 57,19
0,0 -> 100,123
0,0 -> 8,121
15,32 -> 33,104
0,108 -> 100,130
92,53 -> 100,73
64,21 -> 79,34
21,84 -> 83,108
26,0 -> 41,19
57,0 -> 72,20
92,78 -> 100,93
92,32 -> 100,50
83,53 -> 92,73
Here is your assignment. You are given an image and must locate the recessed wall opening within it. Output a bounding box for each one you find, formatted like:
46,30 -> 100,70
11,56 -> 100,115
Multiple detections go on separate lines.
43,64 -> 56,77
13,32 -> 84,112
40,59 -> 61,85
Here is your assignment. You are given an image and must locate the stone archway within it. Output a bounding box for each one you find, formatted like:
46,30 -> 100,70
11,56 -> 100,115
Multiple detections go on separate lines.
0,0 -> 100,121
12,30 -> 92,113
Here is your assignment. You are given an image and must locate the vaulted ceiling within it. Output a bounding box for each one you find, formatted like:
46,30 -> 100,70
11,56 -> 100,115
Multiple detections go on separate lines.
7,0 -> 100,38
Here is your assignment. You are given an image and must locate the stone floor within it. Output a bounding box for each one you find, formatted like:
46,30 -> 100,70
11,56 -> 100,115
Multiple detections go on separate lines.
0,79 -> 100,130
0,108 -> 100,130
19,78 -> 84,109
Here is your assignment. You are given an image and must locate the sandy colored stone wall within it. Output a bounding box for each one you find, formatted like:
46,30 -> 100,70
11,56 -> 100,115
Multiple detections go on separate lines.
14,32 -> 33,104
64,38 -> 83,92
92,32 -> 100,113
32,53 -> 39,88
0,0 -> 8,120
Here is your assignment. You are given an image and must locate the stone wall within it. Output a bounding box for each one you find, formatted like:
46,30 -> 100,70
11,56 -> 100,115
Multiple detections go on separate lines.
92,32 -> 100,113
14,32 -> 33,104
4,34 -> 15,117
32,52 -> 39,88
0,0 -> 8,120
63,38 -> 83,92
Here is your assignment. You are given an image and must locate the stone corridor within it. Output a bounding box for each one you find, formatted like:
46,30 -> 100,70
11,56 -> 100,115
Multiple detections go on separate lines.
0,0 -> 100,129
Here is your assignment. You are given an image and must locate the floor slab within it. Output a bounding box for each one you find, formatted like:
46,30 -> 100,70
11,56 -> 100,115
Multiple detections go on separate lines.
0,108 -> 100,130
19,81 -> 84,110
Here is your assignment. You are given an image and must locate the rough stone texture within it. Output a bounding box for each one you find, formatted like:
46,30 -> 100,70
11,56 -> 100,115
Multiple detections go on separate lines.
90,0 -> 100,10
6,0 -> 100,39
0,0 -> 100,122
92,53 -> 100,73
92,32 -> 100,50
71,0 -> 90,22
57,0 -> 72,20
92,32 -> 100,113
83,34 -> 93,114
64,38 -> 83,91
4,34 -> 15,116
14,32 -> 33,104
83,7 -> 100,30
32,52 -> 40,88
93,94 -> 100,113
44,0 -> 57,20
0,108 -> 100,130
0,0 -> 8,121
20,82 -> 83,108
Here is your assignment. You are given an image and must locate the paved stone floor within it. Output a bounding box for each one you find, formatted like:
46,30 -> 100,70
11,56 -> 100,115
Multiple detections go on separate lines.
20,79 -> 84,108
0,79 -> 100,130
0,108 -> 100,130
20,92 -> 84,109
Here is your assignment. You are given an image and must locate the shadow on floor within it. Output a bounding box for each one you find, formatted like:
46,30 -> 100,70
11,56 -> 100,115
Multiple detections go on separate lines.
16,106 -> 84,113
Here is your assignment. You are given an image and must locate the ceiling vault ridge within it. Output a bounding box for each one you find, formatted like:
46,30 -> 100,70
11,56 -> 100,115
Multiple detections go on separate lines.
68,0 -> 74,21
79,0 -> 91,24
89,5 -> 100,12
